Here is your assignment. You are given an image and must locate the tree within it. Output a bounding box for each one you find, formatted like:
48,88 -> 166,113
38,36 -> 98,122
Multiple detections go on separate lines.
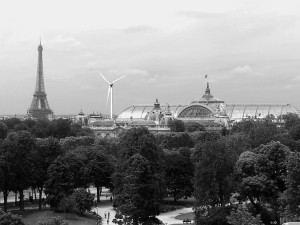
235,141 -> 291,225
32,119 -> 50,138
155,132 -> 194,149
289,124 -> 300,141
184,122 -> 205,132
170,119 -> 185,132
59,136 -> 95,152
114,154 -> 160,225
227,204 -> 263,225
85,148 -> 115,202
118,127 -> 163,167
5,131 -> 36,211
94,136 -> 119,158
271,131 -> 300,151
13,123 -> 29,131
194,139 -> 236,207
23,119 -> 36,129
72,188 -> 94,215
280,151 -> 300,220
44,156 -> 75,209
194,138 -> 238,225
282,113 -> 300,130
46,119 -> 72,139
2,118 -> 21,130
113,127 -> 164,224
70,123 -> 93,137
44,148 -> 90,209
231,119 -> 278,148
32,137 -> 62,209
0,140 -> 14,212
0,122 -> 8,139
190,131 -> 221,146
163,147 -> 194,201
0,213 -> 25,225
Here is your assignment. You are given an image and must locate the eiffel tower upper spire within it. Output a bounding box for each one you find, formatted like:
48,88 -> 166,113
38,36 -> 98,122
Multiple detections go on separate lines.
28,41 -> 53,119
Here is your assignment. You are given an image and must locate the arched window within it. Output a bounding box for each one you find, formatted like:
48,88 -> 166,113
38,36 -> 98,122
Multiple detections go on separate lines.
178,105 -> 213,118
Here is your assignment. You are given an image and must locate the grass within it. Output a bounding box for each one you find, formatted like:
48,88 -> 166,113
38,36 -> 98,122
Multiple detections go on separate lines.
160,197 -> 194,213
12,208 -> 99,225
175,212 -> 195,220
160,197 -> 195,225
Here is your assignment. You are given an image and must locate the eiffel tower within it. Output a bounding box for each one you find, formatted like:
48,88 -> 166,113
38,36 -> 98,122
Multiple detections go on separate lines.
28,41 -> 54,119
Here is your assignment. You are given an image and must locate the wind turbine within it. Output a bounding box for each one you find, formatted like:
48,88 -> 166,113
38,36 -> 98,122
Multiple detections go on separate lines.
100,73 -> 126,120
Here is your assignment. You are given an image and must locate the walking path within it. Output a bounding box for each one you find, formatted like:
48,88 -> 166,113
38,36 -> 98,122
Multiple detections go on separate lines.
91,190 -> 194,225
93,203 -> 193,225
157,207 -> 194,225
90,188 -> 194,225
92,203 -> 193,225
90,188 -> 116,224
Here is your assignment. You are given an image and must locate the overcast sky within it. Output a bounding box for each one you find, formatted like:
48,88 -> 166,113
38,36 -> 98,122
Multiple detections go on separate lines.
1,0 -> 300,115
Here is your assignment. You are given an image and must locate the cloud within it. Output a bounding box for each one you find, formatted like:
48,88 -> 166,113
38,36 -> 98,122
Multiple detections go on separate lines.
48,35 -> 81,46
176,10 -> 223,20
80,85 -> 94,91
122,68 -> 154,86
231,65 -> 253,75
292,76 -> 300,81
86,61 -> 98,69
122,25 -> 160,33
125,68 -> 150,77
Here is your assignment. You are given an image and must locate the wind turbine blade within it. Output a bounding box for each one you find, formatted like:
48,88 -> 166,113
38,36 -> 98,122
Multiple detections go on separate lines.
100,73 -> 110,84
106,87 -> 111,105
112,75 -> 126,84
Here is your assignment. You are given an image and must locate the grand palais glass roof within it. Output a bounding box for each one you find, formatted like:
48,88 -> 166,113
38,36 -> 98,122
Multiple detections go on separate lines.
226,104 -> 300,121
118,83 -> 300,122
118,104 -> 300,122
118,105 -> 186,120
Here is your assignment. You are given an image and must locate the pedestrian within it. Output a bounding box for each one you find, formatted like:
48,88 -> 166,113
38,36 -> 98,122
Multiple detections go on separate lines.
107,219 -> 109,224
104,211 -> 107,218
108,211 -> 110,219
42,197 -> 46,208
110,196 -> 112,202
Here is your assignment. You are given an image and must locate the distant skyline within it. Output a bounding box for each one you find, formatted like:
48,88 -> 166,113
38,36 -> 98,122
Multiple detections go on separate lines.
1,0 -> 300,115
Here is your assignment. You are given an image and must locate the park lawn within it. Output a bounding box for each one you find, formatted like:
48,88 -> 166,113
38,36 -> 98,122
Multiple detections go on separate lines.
172,212 -> 195,225
14,208 -> 98,225
175,212 -> 195,221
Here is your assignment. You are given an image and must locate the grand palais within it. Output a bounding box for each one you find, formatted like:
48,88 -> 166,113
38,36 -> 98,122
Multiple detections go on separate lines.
77,83 -> 300,137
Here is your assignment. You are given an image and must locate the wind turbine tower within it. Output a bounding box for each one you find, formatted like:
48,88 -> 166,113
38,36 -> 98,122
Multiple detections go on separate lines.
100,73 -> 126,119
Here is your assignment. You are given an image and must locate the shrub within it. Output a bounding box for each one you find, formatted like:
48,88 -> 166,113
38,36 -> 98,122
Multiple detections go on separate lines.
38,216 -> 68,225
58,196 -> 75,213
170,119 -> 185,132
0,213 -> 25,225
184,122 -> 205,132
227,204 -> 263,225
72,188 -> 95,214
